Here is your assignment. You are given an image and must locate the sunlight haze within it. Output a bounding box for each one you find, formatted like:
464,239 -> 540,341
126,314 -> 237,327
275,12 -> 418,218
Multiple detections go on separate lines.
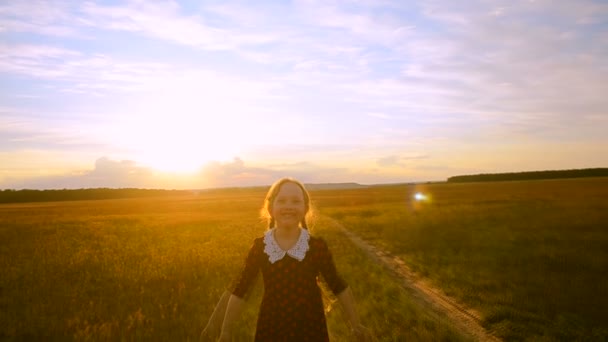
1,0 -> 607,189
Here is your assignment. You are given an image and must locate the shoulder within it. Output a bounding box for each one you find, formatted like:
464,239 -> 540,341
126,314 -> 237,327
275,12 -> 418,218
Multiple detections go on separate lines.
307,234 -> 340,263
308,234 -> 326,244
251,230 -> 274,251
247,236 -> 265,251
253,235 -> 266,246
308,234 -> 330,252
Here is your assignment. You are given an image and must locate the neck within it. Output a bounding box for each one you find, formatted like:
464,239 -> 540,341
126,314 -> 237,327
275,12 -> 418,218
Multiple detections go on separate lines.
275,225 -> 300,237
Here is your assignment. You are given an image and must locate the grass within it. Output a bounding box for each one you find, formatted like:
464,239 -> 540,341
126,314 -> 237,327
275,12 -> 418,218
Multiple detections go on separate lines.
0,190 -> 465,341
317,217 -> 465,341
0,195 -> 263,340
4,177 -> 605,340
314,177 -> 608,341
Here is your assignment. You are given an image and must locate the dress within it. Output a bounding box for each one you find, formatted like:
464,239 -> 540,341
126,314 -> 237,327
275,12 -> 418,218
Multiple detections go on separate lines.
231,228 -> 348,341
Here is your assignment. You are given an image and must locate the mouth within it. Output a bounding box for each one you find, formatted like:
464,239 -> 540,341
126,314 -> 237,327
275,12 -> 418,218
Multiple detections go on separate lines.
279,212 -> 297,218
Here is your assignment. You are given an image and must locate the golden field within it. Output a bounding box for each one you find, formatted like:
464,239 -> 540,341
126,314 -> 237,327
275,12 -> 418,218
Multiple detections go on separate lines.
1,177 -> 607,341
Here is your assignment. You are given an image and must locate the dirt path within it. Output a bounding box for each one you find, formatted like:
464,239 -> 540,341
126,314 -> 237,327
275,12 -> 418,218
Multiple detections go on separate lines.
335,223 -> 502,342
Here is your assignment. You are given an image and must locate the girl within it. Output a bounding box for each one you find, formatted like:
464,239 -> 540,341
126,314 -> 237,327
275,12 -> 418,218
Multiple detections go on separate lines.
201,177 -> 371,341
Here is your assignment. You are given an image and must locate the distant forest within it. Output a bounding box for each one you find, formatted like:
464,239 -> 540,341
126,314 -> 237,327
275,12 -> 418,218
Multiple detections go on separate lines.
2,168 -> 607,204
447,168 -> 608,183
0,188 -> 190,204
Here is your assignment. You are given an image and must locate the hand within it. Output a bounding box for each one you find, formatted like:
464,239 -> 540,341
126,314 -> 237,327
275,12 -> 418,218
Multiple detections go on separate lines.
217,331 -> 232,341
199,323 -> 219,342
352,324 -> 373,342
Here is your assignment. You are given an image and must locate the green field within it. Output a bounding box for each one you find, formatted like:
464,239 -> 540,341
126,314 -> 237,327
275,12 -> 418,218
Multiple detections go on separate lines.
1,178 -> 607,341
315,177 -> 608,341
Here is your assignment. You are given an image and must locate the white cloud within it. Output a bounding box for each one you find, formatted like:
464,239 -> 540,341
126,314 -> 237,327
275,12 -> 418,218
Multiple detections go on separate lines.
79,0 -> 285,51
377,154 -> 429,168
199,158 -> 353,187
358,0 -> 608,142
1,0 -> 607,188
0,43 -> 176,96
81,1 -> 226,49
0,156 -> 382,189
0,157 -> 158,189
0,0 -> 82,37
367,112 -> 391,119
0,110 -> 107,152
0,44 -> 82,78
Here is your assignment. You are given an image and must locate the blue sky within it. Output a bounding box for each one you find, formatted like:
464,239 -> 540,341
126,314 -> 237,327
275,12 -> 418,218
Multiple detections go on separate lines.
1,0 -> 607,189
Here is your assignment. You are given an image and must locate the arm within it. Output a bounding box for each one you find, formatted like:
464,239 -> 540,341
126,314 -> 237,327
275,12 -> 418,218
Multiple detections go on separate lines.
202,239 -> 260,341
337,287 -> 361,328
337,287 -> 372,341
218,294 -> 246,341
317,238 -> 372,340
200,291 -> 230,341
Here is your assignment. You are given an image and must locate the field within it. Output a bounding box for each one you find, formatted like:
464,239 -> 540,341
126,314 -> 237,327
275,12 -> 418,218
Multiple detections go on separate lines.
1,178 -> 607,341
0,188 -> 462,341
315,177 -> 608,341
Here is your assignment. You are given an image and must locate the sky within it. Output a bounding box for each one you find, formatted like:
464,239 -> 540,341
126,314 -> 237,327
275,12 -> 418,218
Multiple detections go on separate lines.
1,0 -> 607,189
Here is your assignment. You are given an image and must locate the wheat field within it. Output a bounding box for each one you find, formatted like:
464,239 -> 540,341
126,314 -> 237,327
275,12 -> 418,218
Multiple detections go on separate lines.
0,188 -> 462,341
2,178 -> 607,340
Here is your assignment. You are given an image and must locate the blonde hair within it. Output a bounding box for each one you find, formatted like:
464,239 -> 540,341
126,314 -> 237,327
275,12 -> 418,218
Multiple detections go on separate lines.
260,177 -> 313,229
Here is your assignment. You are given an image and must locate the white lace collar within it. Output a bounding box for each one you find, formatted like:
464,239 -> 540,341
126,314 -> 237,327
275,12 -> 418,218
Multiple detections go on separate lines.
263,228 -> 310,264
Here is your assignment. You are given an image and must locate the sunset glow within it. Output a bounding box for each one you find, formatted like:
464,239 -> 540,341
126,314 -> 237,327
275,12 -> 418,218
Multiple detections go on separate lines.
1,0 -> 607,189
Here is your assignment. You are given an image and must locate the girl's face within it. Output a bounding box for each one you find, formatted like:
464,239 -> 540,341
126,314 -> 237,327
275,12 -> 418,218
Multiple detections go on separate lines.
271,182 -> 307,229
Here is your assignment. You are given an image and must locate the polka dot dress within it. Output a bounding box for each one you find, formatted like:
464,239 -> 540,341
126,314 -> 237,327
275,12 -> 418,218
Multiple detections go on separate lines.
231,231 -> 347,341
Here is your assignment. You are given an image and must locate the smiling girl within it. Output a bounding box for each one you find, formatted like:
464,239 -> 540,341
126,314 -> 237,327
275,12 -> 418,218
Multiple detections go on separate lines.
201,177 -> 371,341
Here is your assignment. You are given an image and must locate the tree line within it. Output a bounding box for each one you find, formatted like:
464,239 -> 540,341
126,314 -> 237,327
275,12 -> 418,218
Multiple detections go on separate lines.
447,168 -> 608,183
0,188 -> 191,204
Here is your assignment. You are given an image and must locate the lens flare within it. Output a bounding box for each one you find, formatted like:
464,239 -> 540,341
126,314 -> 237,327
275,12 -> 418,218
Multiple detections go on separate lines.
414,192 -> 427,201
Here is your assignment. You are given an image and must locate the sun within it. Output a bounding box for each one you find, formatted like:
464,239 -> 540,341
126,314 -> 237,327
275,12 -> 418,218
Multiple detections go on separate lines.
137,147 -> 208,174
133,125 -> 244,174
109,74 -> 267,174
112,110 -> 244,174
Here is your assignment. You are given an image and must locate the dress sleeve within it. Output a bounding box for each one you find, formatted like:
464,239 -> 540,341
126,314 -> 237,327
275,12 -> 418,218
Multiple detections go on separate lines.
230,238 -> 262,299
316,238 -> 348,295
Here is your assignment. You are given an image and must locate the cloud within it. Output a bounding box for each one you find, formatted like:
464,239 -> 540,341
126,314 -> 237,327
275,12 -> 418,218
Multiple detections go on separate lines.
1,154 -> 427,190
325,0 -> 608,144
0,44 -> 82,78
79,1 -> 284,51
367,112 -> 391,119
0,109 -> 113,154
91,157 -> 152,179
1,0 -> 607,188
3,155 -> 387,190
80,1 -> 226,50
295,0 -> 413,46
1,157 -> 160,189
199,157 -> 354,188
0,43 -> 174,95
0,0 -> 82,37
376,155 -> 402,167
377,154 -> 429,168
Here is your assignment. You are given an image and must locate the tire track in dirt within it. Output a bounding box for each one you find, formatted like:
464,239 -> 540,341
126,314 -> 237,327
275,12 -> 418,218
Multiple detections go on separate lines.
333,221 -> 502,342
